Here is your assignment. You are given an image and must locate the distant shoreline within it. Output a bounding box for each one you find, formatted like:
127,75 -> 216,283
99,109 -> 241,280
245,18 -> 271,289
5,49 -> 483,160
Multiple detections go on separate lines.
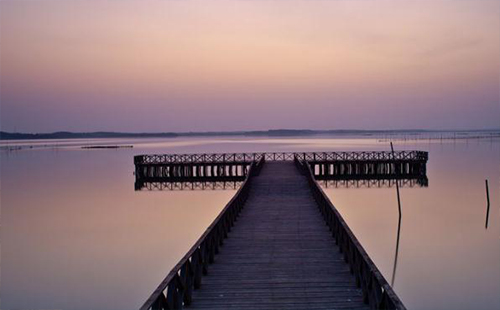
1,129 -> 499,140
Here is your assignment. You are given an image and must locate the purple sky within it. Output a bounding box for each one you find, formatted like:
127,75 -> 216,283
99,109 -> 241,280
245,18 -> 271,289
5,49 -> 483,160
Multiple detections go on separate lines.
1,0 -> 499,132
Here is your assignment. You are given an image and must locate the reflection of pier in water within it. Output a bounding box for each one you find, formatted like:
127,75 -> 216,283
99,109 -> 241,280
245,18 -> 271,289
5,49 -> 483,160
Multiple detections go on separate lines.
319,177 -> 427,189
135,151 -> 427,310
135,151 -> 428,190
139,181 -> 244,191
138,178 -> 427,191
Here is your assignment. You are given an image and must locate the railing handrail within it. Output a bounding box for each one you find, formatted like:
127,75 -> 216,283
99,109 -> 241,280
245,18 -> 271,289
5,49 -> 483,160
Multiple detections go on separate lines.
135,151 -> 428,165
139,160 -> 260,310
297,159 -> 407,310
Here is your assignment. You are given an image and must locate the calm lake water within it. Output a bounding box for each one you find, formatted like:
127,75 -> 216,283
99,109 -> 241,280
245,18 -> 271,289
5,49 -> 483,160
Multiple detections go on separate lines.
1,135 -> 499,310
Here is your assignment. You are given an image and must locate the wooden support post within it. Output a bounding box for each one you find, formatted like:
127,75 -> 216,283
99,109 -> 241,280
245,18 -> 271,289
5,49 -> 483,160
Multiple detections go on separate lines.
390,142 -> 402,220
485,179 -> 490,229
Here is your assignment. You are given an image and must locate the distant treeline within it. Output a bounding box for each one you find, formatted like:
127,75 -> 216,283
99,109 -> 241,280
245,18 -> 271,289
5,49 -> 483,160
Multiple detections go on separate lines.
0,131 -> 178,140
1,129 -> 499,140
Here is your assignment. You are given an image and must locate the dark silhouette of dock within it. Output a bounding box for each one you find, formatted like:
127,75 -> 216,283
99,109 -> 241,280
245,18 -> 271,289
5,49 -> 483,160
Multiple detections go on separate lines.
136,152 -> 427,310
189,161 -> 369,309
135,152 -> 428,191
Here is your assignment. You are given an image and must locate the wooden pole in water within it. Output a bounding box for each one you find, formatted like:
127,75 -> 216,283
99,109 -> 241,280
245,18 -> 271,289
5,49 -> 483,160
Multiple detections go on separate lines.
390,142 -> 402,287
485,179 -> 490,229
391,213 -> 402,287
390,142 -> 402,219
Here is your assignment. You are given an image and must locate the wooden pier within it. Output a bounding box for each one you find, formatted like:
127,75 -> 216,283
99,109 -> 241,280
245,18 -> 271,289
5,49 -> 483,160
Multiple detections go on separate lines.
137,151 -> 427,310
135,151 -> 428,190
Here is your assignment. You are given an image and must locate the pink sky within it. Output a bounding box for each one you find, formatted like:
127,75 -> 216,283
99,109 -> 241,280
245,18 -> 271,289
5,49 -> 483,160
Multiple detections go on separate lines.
1,0 -> 499,132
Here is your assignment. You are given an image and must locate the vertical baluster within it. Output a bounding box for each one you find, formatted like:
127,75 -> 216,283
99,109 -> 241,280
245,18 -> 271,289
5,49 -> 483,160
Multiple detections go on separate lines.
193,249 -> 203,288
181,261 -> 193,306
152,292 -> 167,310
166,280 -> 178,309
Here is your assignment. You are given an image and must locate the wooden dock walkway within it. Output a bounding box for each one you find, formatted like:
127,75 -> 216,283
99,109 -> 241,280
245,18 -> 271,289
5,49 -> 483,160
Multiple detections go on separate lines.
189,161 -> 368,309
137,152 -> 418,310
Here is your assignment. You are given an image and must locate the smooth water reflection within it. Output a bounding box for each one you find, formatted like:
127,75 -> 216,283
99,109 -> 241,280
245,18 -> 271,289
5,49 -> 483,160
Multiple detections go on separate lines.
1,136 -> 499,310
1,142 -> 237,310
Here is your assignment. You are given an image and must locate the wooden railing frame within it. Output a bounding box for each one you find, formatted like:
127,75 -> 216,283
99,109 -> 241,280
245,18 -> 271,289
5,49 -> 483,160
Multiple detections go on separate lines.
139,157 -> 264,310
135,151 -> 428,165
295,158 -> 406,310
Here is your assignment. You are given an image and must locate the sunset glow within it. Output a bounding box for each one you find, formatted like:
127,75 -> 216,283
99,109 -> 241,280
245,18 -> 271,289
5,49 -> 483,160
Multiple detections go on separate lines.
1,0 -> 499,132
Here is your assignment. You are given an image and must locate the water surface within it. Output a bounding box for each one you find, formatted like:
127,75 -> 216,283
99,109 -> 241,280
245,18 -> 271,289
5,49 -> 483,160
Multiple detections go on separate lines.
1,136 -> 499,310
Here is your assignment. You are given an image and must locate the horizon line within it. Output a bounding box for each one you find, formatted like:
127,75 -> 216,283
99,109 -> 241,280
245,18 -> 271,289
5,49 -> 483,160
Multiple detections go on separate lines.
2,128 -> 500,135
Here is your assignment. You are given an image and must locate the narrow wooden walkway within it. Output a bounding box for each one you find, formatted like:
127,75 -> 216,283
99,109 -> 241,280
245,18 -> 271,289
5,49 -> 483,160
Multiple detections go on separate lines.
189,162 -> 369,309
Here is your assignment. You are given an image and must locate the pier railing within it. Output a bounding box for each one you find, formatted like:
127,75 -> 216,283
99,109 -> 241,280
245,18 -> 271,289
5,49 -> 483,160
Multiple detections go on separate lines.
295,158 -> 407,310
139,158 -> 264,310
135,151 -> 427,165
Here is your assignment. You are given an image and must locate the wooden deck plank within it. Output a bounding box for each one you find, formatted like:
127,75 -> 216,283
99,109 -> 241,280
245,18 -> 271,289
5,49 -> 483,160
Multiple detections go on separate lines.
189,162 -> 369,310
